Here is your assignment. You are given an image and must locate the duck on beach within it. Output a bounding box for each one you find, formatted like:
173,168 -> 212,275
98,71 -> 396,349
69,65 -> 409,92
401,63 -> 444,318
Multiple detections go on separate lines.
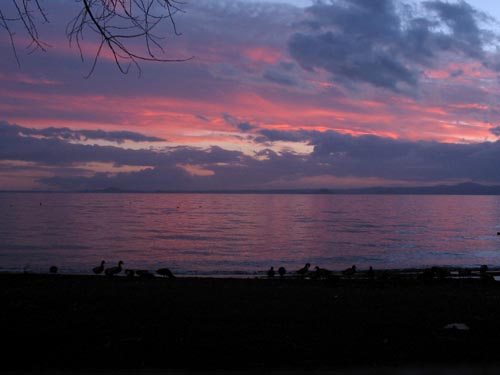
432,266 -> 450,279
479,265 -> 494,282
93,260 -> 105,275
296,263 -> 311,277
156,268 -> 175,279
125,269 -> 136,277
137,270 -> 155,278
105,261 -> 124,276
278,266 -> 286,278
313,266 -> 331,279
267,266 -> 275,278
458,268 -> 472,277
366,266 -> 375,279
342,265 -> 357,277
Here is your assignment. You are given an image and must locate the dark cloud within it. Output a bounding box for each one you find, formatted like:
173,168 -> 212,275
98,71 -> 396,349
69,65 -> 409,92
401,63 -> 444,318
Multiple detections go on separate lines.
256,129 -> 318,143
38,130 -> 500,190
263,69 -> 297,86
304,130 -> 500,182
0,130 -> 158,167
279,61 -> 296,71
222,113 -> 257,132
288,0 -> 498,93
71,129 -> 165,143
39,150 -> 310,191
40,167 -> 195,191
196,114 -> 210,122
0,120 -> 239,167
450,69 -> 464,77
490,126 -> 500,137
423,0 -> 485,58
3,111 -> 500,190
255,126 -> 500,183
0,121 -> 165,143
2,120 -> 497,190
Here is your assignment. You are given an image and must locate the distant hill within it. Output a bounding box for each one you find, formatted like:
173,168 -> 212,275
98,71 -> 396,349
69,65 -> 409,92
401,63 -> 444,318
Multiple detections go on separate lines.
327,182 -> 500,195
3,182 -> 500,195
91,182 -> 500,195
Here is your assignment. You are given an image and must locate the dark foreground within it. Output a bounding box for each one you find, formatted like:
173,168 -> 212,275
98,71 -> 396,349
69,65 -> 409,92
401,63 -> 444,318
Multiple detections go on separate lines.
4,273 -> 500,372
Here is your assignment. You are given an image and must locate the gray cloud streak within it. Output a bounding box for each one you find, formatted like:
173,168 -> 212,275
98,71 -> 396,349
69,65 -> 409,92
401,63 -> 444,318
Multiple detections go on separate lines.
0,121 -> 165,143
222,113 -> 257,132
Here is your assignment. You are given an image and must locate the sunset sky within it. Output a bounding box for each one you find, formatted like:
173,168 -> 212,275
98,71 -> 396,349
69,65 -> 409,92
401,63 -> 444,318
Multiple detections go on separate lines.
1,0 -> 500,190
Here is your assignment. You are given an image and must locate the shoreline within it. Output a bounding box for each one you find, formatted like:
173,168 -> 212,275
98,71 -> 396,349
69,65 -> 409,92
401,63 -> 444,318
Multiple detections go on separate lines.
4,273 -> 500,371
4,263 -> 500,279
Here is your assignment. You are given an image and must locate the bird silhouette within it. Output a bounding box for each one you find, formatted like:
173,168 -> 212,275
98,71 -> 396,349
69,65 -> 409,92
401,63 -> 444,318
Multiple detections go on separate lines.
93,260 -> 105,275
125,269 -> 136,277
458,268 -> 472,277
278,266 -> 286,278
366,266 -> 375,279
296,263 -> 311,277
479,264 -> 493,282
267,266 -> 275,278
49,266 -> 58,274
156,268 -> 175,279
105,261 -> 124,276
136,270 -> 155,278
342,265 -> 357,277
313,266 -> 331,279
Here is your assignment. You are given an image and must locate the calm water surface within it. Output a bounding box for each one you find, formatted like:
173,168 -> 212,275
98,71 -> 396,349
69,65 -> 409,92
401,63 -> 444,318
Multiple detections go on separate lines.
1,193 -> 500,275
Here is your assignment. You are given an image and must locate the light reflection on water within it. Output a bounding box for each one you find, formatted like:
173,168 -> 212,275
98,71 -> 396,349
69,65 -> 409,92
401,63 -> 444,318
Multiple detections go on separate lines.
0,193 -> 500,274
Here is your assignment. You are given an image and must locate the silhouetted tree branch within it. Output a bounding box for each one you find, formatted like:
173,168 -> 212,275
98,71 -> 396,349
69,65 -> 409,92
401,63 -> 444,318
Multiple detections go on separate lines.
0,0 -> 191,76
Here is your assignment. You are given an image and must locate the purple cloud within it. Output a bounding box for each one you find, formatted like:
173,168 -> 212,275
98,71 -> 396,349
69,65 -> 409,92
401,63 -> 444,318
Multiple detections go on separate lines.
288,0 -> 499,93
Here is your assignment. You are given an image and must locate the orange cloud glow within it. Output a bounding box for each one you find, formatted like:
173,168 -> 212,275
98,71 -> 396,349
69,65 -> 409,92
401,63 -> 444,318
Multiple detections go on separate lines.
241,47 -> 282,64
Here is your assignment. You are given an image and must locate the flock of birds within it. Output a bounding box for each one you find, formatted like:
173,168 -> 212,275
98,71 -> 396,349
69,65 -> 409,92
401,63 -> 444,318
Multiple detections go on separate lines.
47,261 -> 495,281
92,261 -> 176,279
41,234 -> 500,279
266,263 -> 365,280
46,260 -> 359,280
47,260 -> 367,279
48,261 -> 176,279
266,263 -> 499,281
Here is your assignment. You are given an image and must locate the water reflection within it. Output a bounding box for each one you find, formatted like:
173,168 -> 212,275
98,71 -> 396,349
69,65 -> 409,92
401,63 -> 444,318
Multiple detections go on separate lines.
0,193 -> 499,274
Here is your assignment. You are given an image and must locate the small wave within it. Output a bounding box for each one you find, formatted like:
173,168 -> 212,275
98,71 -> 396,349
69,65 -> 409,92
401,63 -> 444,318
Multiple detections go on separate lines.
338,229 -> 367,233
180,269 -> 261,277
154,234 -> 214,241
50,244 -> 92,250
386,244 -> 418,249
295,218 -> 323,223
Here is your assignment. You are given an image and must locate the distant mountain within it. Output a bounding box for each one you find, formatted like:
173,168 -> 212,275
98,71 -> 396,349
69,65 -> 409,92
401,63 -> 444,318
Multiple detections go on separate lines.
3,182 -> 500,195
92,187 -> 125,193
327,182 -> 500,195
92,182 -> 500,195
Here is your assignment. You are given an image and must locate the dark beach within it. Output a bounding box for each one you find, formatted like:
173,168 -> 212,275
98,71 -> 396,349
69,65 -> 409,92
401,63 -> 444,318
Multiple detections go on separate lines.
4,271 -> 500,373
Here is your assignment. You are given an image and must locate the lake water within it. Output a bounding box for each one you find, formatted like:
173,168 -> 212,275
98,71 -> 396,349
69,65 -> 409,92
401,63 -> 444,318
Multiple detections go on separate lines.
1,193 -> 500,276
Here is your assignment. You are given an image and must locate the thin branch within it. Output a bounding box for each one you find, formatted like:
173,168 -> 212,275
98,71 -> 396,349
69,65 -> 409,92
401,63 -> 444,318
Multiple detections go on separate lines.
0,0 -> 192,75
0,8 -> 20,66
69,0 -> 192,76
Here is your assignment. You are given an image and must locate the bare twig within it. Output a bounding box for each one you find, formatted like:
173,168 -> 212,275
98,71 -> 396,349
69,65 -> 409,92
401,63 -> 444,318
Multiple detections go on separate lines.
0,0 -> 191,75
